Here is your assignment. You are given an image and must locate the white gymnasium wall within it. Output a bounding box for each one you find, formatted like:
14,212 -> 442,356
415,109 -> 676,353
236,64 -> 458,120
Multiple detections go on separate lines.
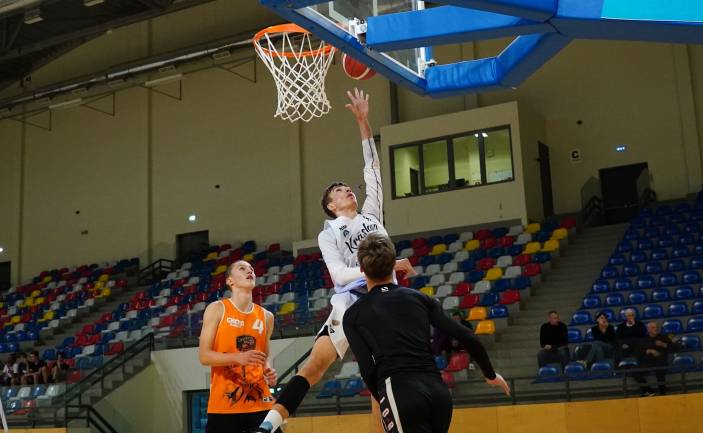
1,0 -> 703,281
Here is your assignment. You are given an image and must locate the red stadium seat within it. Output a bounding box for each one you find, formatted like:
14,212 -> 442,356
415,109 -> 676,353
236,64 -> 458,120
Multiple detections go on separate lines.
441,371 -> 456,388
477,258 -> 496,271
474,229 -> 492,240
459,294 -> 480,309
481,238 -> 497,249
499,290 -> 521,305
445,352 -> 469,372
513,254 -> 531,266
523,263 -> 542,277
453,282 -> 472,296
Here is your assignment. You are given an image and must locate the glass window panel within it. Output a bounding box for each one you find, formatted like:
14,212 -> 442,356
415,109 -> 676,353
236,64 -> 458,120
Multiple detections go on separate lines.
422,140 -> 449,193
484,129 -> 513,183
452,135 -> 482,187
393,146 -> 420,197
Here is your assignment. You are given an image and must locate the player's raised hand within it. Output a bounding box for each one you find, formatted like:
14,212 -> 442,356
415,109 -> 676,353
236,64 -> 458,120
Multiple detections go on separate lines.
264,366 -> 278,386
345,88 -> 370,120
394,258 -> 417,277
233,350 -> 267,366
485,373 -> 511,396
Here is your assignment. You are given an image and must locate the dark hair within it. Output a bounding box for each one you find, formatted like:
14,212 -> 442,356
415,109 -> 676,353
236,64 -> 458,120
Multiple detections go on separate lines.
30,350 -> 38,357
548,310 -> 558,316
595,311 -> 608,320
357,233 -> 396,280
321,181 -> 349,219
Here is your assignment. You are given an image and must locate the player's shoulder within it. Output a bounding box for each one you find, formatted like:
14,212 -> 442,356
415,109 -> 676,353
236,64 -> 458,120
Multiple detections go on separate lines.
203,300 -> 224,319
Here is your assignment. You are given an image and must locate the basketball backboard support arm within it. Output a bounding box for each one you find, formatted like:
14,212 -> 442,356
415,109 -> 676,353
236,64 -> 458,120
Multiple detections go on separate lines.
261,0 -> 703,97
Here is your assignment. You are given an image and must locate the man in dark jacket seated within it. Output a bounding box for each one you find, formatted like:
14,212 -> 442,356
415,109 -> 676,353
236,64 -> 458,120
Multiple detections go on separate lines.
615,308 -> 647,364
633,321 -> 680,396
537,311 -> 570,368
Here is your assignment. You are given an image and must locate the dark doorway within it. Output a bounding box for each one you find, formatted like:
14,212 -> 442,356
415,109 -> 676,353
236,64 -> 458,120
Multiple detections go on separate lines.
409,168 -> 419,196
176,231 -> 209,265
538,142 -> 554,218
0,262 -> 10,292
600,162 -> 648,224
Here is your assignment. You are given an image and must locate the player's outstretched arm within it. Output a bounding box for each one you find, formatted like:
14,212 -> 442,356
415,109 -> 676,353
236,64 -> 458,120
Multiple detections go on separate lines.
198,302 -> 267,367
345,88 -> 372,140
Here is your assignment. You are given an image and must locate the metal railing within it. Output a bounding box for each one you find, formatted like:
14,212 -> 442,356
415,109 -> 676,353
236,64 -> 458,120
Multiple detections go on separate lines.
138,259 -> 174,285
65,405 -> 118,433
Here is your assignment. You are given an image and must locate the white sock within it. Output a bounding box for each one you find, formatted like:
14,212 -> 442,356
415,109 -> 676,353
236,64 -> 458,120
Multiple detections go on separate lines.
260,410 -> 283,432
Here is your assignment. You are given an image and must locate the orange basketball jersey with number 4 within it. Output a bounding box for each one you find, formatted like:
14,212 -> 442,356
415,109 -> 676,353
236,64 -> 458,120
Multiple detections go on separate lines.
207,299 -> 274,414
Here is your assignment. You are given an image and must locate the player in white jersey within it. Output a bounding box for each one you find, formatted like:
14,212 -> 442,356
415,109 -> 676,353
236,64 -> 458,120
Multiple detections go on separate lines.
254,89 -> 415,433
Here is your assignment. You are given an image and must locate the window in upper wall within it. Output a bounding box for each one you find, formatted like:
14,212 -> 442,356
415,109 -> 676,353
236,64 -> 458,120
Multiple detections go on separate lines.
390,126 -> 514,199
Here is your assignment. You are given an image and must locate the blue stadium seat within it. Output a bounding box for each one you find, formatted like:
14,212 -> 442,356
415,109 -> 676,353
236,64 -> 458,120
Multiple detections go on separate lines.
659,273 -> 678,286
427,236 -> 443,246
582,295 -> 601,309
690,256 -> 703,270
662,319 -> 684,334
676,203 -> 692,213
630,251 -> 648,263
512,277 -> 531,290
467,270 -> 484,283
636,276 -> 655,289
479,293 -> 499,307
684,222 -> 700,233
693,300 -> 703,315
591,280 -> 610,293
673,247 -> 691,258
627,291 -> 647,305
624,230 -> 640,241
637,239 -> 653,250
658,238 -> 675,249
679,234 -> 695,245
570,311 -> 592,326
686,317 -> 703,333
567,328 -> 582,344
650,250 -> 669,261
679,335 -> 701,352
601,267 -> 618,279
672,355 -> 696,371
492,279 -> 511,292
617,358 -> 639,369
316,380 -> 341,399
667,302 -> 689,317
682,271 -> 700,284
605,293 -> 624,307
614,278 -> 633,291
651,288 -> 671,302
656,206 -> 673,216
31,385 -> 46,398
667,259 -> 686,272
532,252 -> 551,264
537,366 -> 560,381
488,305 -> 509,319
609,254 -> 626,266
590,361 -> 614,378
434,355 -> 448,370
674,286 -> 695,300
340,378 -> 365,397
564,362 -> 587,378
643,304 -> 664,320
443,234 -> 459,244
622,264 -> 640,277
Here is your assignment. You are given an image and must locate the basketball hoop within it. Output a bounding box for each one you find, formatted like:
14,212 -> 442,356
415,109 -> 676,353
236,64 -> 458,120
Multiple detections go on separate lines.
253,24 -> 336,123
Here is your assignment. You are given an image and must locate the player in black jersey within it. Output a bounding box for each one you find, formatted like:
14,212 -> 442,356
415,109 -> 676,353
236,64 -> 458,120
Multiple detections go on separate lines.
344,233 -> 510,433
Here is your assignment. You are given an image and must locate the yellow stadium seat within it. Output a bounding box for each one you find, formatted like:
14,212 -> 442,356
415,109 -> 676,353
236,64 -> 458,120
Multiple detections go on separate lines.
475,320 -> 496,335
541,240 -> 560,252
34,297 -> 45,305
523,242 -> 541,254
277,302 -> 297,315
526,223 -> 541,234
94,281 -> 105,290
39,311 -> 55,323
42,276 -> 52,284
484,268 -> 503,281
551,228 -> 568,241
101,288 -> 112,298
212,265 -> 227,276
429,244 -> 448,256
23,298 -> 34,307
30,290 -> 41,298
243,253 -> 255,262
204,252 -> 218,261
9,316 -> 20,325
419,286 -> 435,296
468,307 -> 488,321
464,239 -> 480,251
98,274 -> 110,283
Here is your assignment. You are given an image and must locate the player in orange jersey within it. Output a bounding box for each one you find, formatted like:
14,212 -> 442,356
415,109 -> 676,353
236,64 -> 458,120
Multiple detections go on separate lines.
199,260 -> 279,433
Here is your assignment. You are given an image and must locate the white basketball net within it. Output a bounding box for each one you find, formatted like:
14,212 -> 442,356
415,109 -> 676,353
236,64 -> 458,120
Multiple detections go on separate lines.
254,26 -> 336,123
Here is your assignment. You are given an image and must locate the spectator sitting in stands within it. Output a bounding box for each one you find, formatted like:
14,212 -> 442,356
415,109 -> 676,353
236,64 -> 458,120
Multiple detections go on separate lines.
633,322 -> 680,396
537,310 -> 570,368
1,354 -> 16,386
51,352 -> 70,383
15,353 -> 28,385
583,311 -> 616,367
431,312 -> 474,358
22,350 -> 47,385
615,309 -> 646,364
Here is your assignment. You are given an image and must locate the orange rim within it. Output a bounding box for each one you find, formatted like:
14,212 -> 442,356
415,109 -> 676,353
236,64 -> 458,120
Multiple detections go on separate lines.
253,23 -> 334,59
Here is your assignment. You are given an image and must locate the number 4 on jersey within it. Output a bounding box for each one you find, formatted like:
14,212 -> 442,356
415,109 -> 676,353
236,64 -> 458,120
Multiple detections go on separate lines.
252,319 -> 264,335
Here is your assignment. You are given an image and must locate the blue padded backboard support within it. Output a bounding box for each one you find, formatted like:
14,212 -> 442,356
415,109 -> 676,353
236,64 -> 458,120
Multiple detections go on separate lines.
260,0 -> 703,97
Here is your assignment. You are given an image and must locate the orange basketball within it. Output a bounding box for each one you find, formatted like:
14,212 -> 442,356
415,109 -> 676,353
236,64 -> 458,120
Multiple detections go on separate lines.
342,53 -> 376,80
